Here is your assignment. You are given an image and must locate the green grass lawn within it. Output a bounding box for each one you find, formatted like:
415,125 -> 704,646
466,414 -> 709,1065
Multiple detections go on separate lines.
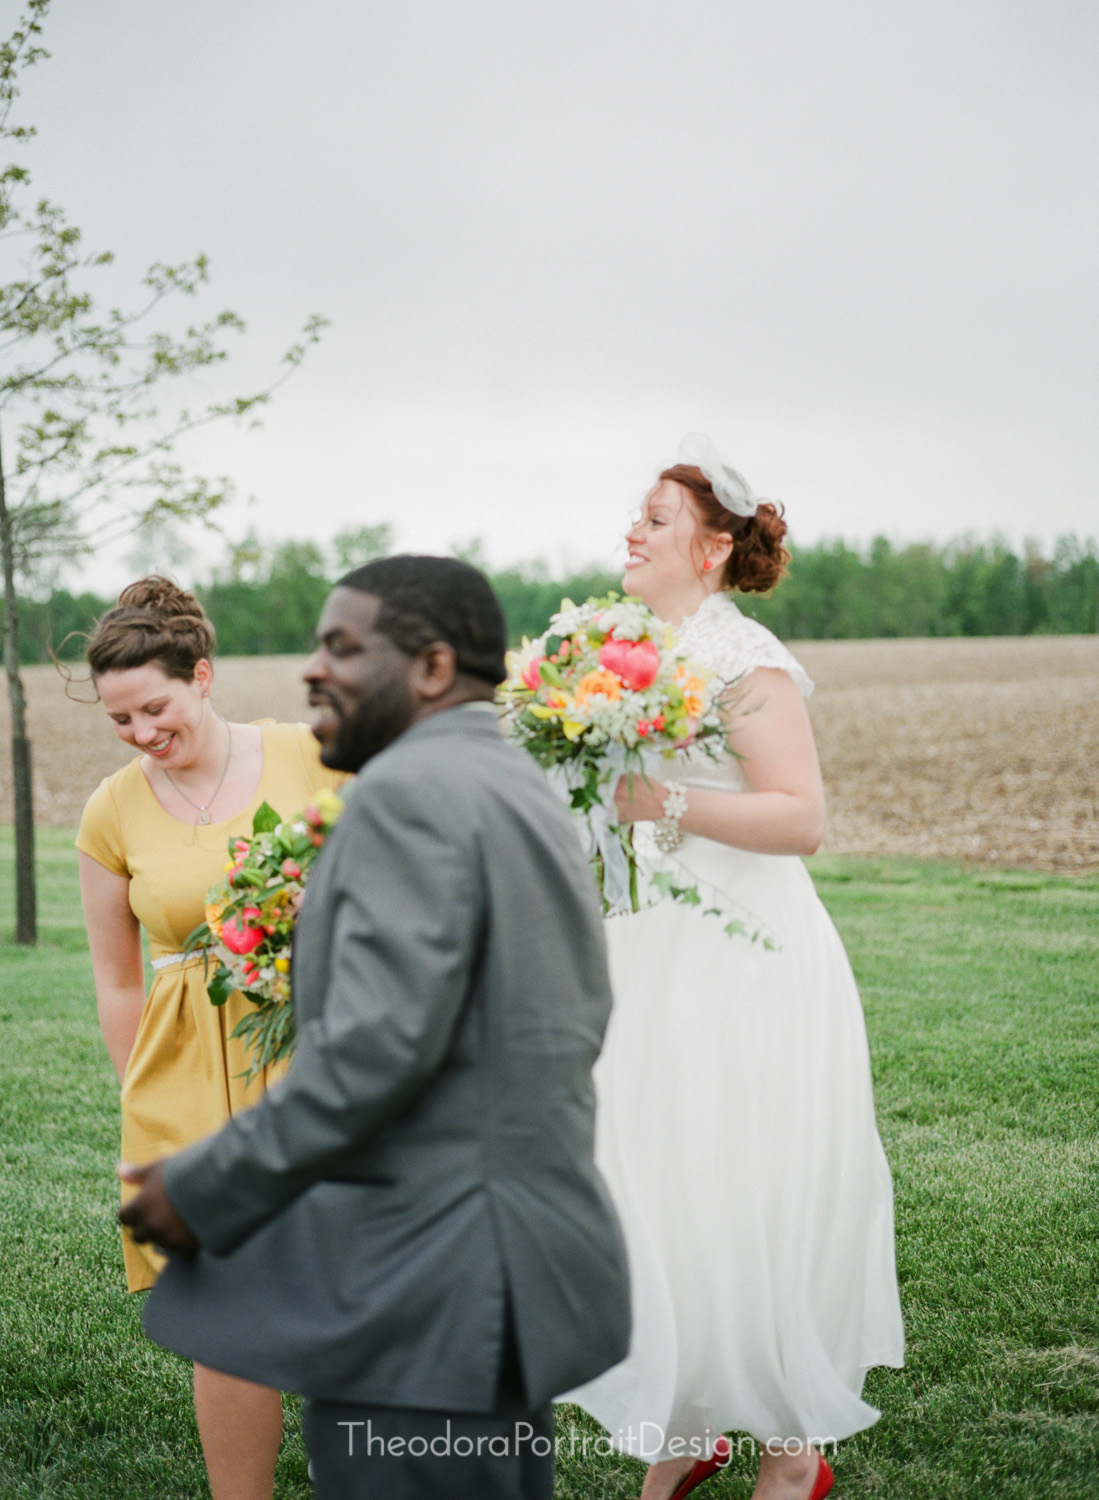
2,830 -> 1098,1498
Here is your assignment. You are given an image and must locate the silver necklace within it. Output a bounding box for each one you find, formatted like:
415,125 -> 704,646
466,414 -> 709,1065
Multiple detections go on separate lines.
162,720 -> 233,825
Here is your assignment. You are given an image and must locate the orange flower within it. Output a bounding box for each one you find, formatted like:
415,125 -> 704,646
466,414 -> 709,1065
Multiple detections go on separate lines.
574,669 -> 622,705
679,673 -> 705,719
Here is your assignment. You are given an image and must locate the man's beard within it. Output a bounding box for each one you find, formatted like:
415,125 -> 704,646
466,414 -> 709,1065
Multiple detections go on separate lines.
318,676 -> 415,773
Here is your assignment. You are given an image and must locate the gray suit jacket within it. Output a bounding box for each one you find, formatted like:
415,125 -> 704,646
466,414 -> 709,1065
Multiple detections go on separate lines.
144,707 -> 630,1411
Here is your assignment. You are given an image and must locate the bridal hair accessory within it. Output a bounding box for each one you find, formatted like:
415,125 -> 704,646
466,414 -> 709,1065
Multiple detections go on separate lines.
653,783 -> 688,854
678,432 -> 759,518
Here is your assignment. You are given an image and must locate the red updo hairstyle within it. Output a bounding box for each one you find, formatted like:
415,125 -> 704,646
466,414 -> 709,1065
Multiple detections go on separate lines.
86,576 -> 217,682
659,464 -> 790,594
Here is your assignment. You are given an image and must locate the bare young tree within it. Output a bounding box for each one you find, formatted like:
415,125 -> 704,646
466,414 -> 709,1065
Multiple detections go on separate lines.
1,0 -> 325,942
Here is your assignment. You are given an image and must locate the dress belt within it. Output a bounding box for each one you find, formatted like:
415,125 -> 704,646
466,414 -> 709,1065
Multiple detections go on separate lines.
151,948 -> 213,971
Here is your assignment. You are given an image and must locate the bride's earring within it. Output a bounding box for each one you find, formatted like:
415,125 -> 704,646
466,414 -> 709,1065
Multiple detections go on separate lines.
702,558 -> 714,572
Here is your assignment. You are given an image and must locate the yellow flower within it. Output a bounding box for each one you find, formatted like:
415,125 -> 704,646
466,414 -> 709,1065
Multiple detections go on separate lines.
274,956 -> 291,973
314,788 -> 344,823
528,690 -> 572,720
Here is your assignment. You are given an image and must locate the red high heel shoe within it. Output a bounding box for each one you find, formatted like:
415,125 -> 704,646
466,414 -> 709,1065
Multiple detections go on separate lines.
808,1453 -> 834,1500
668,1436 -> 733,1500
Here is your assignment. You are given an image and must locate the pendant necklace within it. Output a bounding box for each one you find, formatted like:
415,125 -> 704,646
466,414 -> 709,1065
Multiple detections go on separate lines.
162,719 -> 233,825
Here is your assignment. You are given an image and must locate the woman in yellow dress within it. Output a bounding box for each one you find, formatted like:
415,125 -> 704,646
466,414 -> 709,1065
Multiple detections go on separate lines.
76,577 -> 343,1500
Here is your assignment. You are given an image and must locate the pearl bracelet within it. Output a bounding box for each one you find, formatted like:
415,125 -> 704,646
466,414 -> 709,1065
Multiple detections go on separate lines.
653,784 -> 688,853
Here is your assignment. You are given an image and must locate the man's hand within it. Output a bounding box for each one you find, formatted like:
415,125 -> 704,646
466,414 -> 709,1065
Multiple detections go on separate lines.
117,1160 -> 200,1257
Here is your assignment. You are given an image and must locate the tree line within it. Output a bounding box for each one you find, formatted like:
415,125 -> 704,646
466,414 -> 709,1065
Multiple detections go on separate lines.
11,529 -> 1098,667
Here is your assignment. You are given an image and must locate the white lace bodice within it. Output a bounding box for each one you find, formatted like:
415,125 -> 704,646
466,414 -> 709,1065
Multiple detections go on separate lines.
675,592 -> 813,699
653,593 -> 813,800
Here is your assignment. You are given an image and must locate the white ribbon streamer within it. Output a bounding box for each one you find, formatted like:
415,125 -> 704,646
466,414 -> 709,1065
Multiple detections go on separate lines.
549,746 -> 662,915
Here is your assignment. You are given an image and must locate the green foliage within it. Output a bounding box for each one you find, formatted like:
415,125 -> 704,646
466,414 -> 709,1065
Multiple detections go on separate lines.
0,0 -> 327,942
744,533 -> 1099,639
3,835 -> 1098,1497
490,564 -> 620,642
0,0 -> 327,584
330,522 -> 393,575
10,530 -> 1098,667
0,0 -> 327,587
251,800 -> 281,835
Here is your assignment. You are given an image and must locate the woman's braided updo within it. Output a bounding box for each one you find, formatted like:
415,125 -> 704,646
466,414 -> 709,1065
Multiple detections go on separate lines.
86,577 -> 216,682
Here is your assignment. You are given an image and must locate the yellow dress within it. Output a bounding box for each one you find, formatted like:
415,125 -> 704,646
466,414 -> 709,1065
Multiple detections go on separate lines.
76,721 -> 345,1290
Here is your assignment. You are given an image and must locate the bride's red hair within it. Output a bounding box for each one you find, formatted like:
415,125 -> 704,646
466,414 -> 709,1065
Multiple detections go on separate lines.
659,464 -> 790,594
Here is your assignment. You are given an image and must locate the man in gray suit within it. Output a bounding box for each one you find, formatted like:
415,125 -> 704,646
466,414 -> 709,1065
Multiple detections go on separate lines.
120,556 -> 630,1499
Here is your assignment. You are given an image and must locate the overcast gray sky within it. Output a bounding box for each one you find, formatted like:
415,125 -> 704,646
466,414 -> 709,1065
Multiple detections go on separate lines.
16,0 -> 1099,581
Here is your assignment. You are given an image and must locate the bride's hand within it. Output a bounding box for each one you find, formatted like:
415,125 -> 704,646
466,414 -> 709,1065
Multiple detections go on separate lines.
614,774 -> 668,825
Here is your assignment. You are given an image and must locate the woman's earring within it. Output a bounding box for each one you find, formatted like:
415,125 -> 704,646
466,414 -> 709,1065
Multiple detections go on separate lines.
703,558 -> 714,572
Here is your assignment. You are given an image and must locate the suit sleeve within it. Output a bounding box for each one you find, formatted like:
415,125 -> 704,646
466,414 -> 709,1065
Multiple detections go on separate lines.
162,771 -> 483,1255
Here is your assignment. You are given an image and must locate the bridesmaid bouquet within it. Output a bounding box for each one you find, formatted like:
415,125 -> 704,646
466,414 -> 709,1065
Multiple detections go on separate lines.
184,788 -> 344,1079
498,594 -> 729,915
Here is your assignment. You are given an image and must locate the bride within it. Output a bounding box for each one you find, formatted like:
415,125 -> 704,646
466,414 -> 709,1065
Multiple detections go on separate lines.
566,436 -> 904,1500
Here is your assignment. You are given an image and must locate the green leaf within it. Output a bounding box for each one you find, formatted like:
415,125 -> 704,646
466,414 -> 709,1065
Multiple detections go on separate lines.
252,801 -> 281,835
182,920 -> 211,952
207,968 -> 235,1006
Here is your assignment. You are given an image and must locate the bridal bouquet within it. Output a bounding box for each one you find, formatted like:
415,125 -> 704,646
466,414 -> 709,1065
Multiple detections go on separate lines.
498,594 -> 729,914
184,788 -> 345,1079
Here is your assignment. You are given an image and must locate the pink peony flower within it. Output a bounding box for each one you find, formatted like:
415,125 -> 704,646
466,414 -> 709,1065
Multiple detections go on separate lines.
598,638 -> 660,691
220,911 -> 265,955
281,858 -> 302,880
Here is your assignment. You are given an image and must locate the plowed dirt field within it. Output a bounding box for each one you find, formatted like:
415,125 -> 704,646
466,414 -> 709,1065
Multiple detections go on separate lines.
3,636 -> 1097,871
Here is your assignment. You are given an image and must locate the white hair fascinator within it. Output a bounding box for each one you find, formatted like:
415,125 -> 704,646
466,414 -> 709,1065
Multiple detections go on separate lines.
677,432 -> 759,518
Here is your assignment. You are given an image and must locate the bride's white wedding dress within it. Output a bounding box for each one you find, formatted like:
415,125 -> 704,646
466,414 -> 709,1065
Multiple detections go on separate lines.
565,593 -> 904,1457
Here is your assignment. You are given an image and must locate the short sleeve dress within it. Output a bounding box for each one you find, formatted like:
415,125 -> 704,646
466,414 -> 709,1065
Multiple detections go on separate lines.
76,721 -> 345,1290
563,594 -> 904,1452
